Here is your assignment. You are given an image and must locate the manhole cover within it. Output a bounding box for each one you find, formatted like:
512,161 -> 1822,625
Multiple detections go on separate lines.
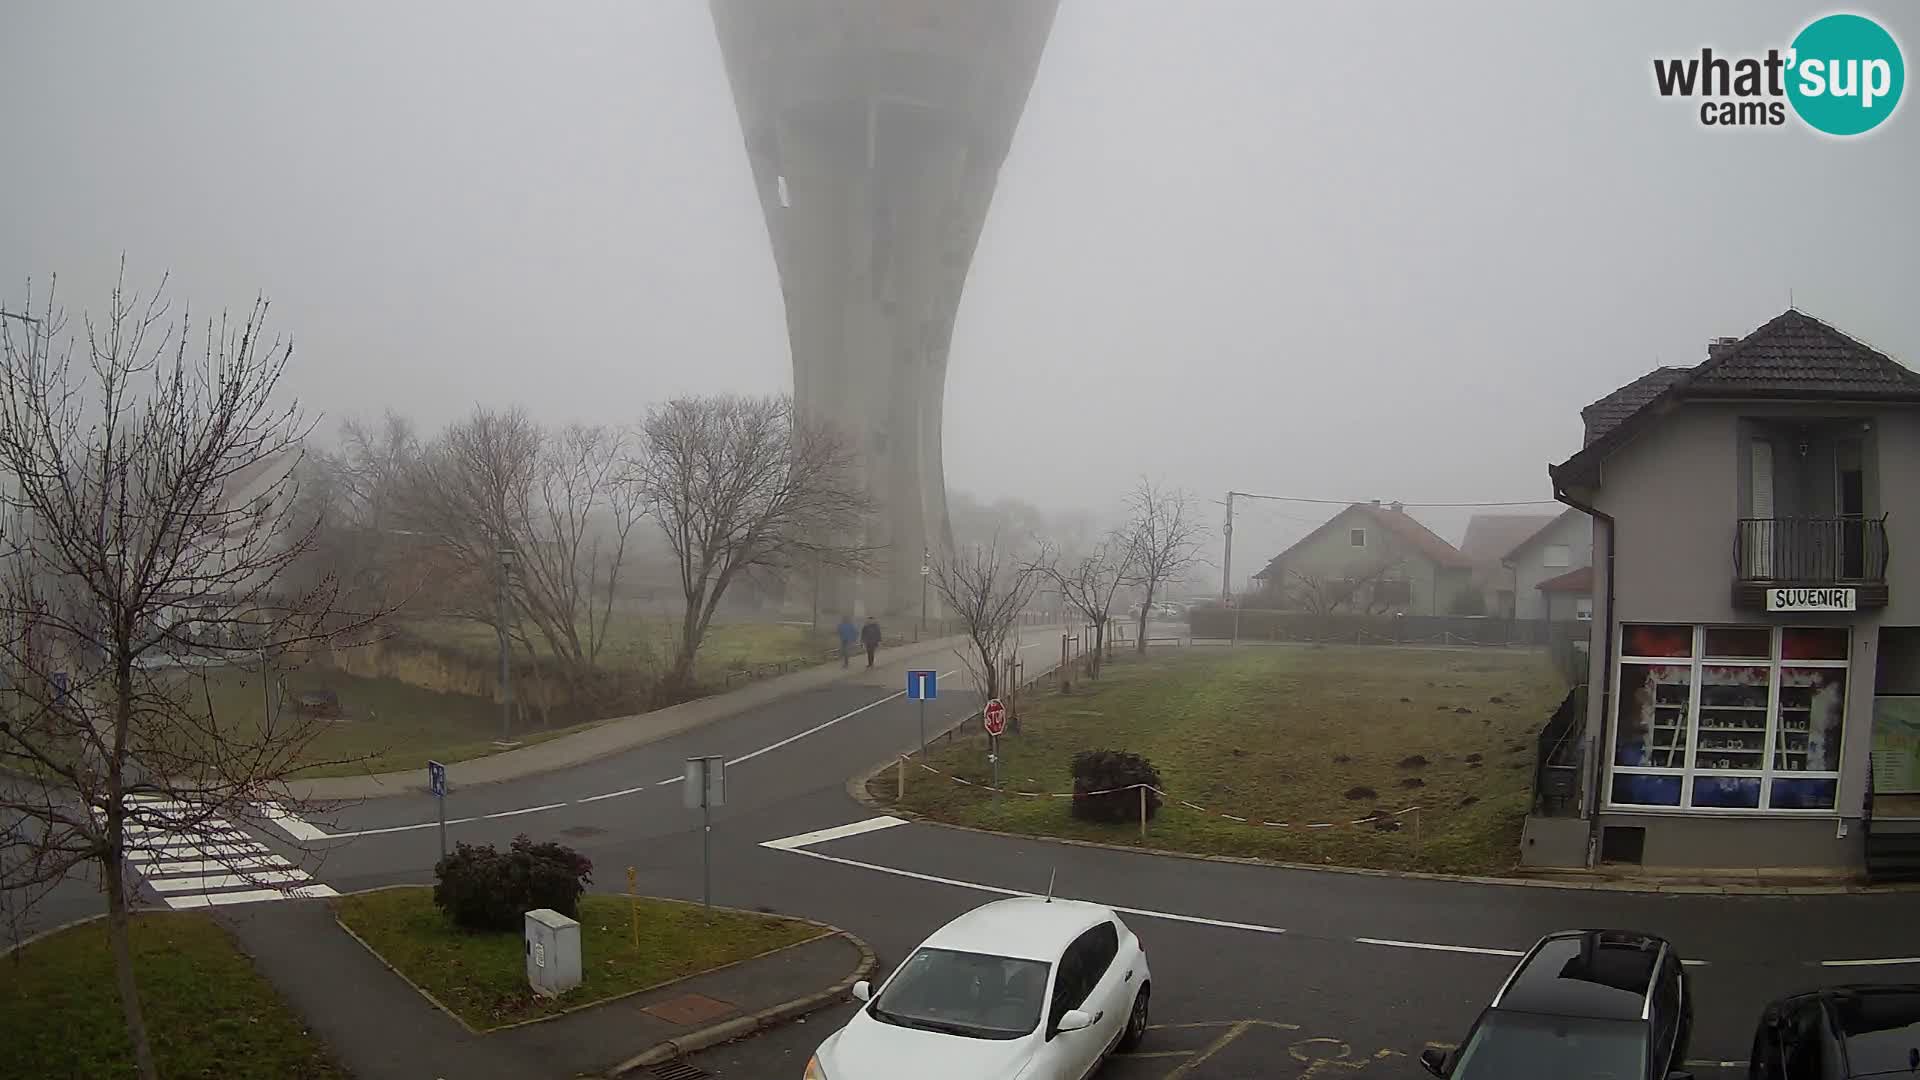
650,1061 -> 709,1080
559,824 -> 605,839
644,992 -> 737,1026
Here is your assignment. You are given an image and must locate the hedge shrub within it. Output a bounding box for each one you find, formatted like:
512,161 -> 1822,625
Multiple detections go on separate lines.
1069,750 -> 1163,824
432,834 -> 594,932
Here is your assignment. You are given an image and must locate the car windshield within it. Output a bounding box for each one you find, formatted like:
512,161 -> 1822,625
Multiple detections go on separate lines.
1452,1010 -> 1647,1080
868,947 -> 1050,1041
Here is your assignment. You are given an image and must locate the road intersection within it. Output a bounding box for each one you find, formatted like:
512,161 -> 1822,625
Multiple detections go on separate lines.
40,630 -> 1920,1077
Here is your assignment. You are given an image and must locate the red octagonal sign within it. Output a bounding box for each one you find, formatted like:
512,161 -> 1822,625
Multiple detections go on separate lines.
983,698 -> 1006,736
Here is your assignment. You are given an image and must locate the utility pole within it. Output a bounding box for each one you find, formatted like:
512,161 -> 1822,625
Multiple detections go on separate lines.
496,546 -> 515,743
1222,491 -> 1239,645
919,547 -> 929,638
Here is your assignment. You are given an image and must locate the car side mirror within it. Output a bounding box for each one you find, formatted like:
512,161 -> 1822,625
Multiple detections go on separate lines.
850,980 -> 871,1002
1056,1009 -> 1094,1033
1419,1048 -> 1450,1077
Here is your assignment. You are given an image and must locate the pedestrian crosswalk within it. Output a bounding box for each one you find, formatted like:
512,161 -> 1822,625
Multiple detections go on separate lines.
123,795 -> 337,909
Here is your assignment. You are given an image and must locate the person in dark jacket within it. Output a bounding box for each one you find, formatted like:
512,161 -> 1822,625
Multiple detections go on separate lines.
860,617 -> 882,668
836,616 -> 857,668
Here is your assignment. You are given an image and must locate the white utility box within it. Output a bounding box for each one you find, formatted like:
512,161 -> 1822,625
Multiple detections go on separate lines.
524,907 -> 581,997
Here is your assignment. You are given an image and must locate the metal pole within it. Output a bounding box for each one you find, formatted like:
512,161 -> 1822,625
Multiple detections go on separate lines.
437,796 -> 447,860
990,734 -> 1000,810
918,698 -> 927,758
497,548 -> 513,742
920,547 -> 928,638
1221,491 -> 1235,603
702,761 -> 713,913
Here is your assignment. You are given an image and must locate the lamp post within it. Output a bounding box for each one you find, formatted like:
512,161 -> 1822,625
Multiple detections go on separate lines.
496,547 -> 516,743
919,548 -> 929,637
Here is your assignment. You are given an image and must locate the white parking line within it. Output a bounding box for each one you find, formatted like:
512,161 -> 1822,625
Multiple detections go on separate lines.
1354,937 -> 1525,958
763,816 -> 909,850
767,843 -> 1288,936
1821,956 -> 1920,967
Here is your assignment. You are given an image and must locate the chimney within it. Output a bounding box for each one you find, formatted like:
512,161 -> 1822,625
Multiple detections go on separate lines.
1370,499 -> 1382,509
1389,501 -> 1405,513
1708,336 -> 1740,361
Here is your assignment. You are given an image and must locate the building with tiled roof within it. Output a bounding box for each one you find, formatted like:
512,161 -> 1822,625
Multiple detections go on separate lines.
1252,500 -> 1474,615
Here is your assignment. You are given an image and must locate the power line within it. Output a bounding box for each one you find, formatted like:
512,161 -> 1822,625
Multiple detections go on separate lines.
1227,491 -> 1562,509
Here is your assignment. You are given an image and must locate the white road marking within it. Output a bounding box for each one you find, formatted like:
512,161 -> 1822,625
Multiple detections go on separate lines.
656,775 -> 685,786
1354,937 -> 1525,959
483,802 -> 569,819
577,786 -> 649,803
136,857 -> 294,876
723,671 -> 956,769
766,845 -> 1288,936
762,816 -> 909,850
1821,956 -> 1920,967
164,884 -> 338,909
147,869 -> 310,893
262,803 -> 330,841
323,817 -> 479,840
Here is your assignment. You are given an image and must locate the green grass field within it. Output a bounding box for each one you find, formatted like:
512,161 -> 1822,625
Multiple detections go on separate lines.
874,646 -> 1570,875
333,888 -> 826,1030
401,616 -> 833,681
0,913 -> 343,1080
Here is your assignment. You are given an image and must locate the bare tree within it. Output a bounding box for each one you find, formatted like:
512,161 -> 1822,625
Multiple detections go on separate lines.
630,394 -> 870,698
1034,531 -> 1134,678
1122,479 -> 1206,653
0,273 -> 368,1080
296,411 -> 426,614
931,534 -> 1039,706
1286,556 -> 1410,618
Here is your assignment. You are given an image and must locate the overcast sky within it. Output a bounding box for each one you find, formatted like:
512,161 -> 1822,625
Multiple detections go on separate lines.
4,2 -> 1915,575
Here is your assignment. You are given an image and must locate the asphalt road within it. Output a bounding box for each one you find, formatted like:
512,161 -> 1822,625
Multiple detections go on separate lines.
26,629 -> 1920,1079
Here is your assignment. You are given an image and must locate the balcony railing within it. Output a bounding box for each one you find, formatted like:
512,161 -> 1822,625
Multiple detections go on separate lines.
1735,516 -> 1889,582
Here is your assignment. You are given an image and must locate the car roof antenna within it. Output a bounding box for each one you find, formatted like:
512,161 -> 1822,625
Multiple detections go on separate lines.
1045,867 -> 1056,903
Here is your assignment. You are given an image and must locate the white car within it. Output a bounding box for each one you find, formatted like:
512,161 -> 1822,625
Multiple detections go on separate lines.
804,897 -> 1152,1080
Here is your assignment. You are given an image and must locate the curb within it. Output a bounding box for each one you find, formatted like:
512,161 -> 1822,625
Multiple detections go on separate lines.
604,930 -> 876,1077
854,756 -> 1905,898
1,911 -> 108,959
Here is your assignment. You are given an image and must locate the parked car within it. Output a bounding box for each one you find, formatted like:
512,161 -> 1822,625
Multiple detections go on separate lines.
803,896 -> 1151,1080
1421,929 -> 1693,1080
1748,984 -> 1920,1079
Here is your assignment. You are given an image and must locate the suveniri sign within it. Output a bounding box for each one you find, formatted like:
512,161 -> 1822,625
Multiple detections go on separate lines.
1767,587 -> 1857,612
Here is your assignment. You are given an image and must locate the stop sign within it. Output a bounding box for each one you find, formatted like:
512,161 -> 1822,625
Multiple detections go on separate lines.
983,698 -> 1006,736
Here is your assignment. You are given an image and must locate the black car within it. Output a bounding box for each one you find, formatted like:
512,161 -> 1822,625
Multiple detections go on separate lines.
1422,929 -> 1694,1080
1749,984 -> 1920,1079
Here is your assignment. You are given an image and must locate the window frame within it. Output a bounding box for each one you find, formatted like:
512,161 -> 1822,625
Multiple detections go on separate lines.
1349,528 -> 1367,548
1543,543 -> 1572,569
1606,624 -> 1849,816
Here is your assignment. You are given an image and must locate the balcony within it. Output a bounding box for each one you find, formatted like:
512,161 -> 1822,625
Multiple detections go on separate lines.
1733,516 -> 1889,610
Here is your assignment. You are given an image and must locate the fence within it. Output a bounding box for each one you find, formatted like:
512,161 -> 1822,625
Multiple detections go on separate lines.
1189,608 -> 1589,649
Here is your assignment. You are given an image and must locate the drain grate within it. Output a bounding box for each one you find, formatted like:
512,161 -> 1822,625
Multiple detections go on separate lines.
559,824 -> 606,839
649,1061 -> 710,1080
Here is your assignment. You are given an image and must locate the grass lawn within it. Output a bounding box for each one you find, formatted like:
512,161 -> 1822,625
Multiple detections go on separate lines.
874,646 -> 1572,875
189,666 -> 580,779
0,912 -> 342,1080
402,616 -> 832,681
333,887 -> 827,1031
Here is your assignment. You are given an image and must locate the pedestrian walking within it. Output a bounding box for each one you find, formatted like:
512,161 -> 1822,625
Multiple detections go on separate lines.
861,616 -> 882,668
836,615 -> 857,668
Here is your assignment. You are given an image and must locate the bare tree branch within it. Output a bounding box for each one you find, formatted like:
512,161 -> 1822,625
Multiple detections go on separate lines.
932,535 -> 1039,705
1121,479 -> 1206,653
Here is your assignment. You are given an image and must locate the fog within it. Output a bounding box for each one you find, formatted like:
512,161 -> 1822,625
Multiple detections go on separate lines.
4,1 -> 1915,583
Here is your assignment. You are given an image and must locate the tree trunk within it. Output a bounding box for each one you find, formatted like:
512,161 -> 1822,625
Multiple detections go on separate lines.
105,848 -> 159,1080
1092,621 -> 1104,678
1135,587 -> 1152,654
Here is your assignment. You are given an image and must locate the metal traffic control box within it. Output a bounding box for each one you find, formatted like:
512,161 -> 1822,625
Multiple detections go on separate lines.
524,907 -> 581,997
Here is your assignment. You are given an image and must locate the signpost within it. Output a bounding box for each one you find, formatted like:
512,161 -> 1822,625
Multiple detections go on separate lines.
984,699 -> 1006,808
684,756 -> 725,913
907,669 -> 937,756
427,760 -> 448,859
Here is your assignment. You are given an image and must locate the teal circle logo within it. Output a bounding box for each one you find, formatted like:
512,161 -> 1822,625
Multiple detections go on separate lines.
1787,14 -> 1904,135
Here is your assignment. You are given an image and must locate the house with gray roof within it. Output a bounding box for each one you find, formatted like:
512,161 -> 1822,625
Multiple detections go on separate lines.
1527,309 -> 1920,878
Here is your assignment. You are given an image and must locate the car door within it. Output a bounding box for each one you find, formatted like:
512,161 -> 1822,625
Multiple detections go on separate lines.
1074,922 -> 1126,1057
1647,957 -> 1681,1079
1029,927 -> 1117,1080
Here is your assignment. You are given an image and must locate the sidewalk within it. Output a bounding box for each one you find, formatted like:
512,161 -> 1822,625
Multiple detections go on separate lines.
289,630 -> 1055,802
218,897 -> 872,1079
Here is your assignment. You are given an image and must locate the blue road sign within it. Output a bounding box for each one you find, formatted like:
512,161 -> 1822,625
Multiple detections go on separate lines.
427,759 -> 446,798
906,669 -> 937,701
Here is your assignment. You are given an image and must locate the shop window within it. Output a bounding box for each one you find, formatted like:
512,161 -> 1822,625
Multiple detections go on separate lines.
1704,627 -> 1770,659
1783,627 -> 1849,661
1608,625 -> 1850,814
1623,624 -> 1692,658
1615,663 -> 1691,767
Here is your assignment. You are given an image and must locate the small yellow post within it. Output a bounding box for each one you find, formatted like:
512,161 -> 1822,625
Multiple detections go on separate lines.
626,866 -> 638,949
897,755 -> 907,800
1138,786 -> 1147,841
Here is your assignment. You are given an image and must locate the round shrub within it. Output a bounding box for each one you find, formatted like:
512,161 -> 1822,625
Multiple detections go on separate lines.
1069,749 -> 1162,824
432,834 -> 594,932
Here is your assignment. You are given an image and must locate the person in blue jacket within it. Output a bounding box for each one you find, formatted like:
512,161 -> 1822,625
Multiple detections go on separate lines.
836,615 -> 857,668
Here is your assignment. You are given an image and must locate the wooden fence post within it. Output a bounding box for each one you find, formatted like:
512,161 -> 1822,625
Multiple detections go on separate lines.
1138,786 -> 1147,841
898,755 -> 906,801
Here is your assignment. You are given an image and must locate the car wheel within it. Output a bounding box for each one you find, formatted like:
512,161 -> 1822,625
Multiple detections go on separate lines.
1118,985 -> 1150,1052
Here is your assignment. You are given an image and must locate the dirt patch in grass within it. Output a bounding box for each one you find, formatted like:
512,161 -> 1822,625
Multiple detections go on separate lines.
332,888 -> 825,1030
873,646 -> 1569,875
0,912 -> 343,1079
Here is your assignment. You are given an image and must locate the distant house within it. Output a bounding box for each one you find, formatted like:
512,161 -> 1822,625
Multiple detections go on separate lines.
1499,508 -> 1594,621
1460,513 -> 1557,617
1252,500 -> 1474,616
